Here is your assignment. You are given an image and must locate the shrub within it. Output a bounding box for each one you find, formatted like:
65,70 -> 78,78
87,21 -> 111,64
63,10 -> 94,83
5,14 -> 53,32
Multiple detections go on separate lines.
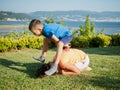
0,35 -> 43,52
71,34 -> 112,48
17,35 -> 43,49
0,37 -> 8,52
90,34 -> 111,47
0,37 -> 12,52
17,37 -> 27,50
8,38 -> 17,50
26,35 -> 43,49
110,34 -> 120,46
71,36 -> 90,48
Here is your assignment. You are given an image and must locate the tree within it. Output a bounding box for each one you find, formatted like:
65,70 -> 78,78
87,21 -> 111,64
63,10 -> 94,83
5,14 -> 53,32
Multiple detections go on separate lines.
58,20 -> 65,26
44,17 -> 55,24
73,15 -> 95,37
44,17 -> 66,26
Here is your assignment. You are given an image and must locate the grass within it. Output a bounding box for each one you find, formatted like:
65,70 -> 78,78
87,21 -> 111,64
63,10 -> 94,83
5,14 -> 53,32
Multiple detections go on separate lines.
0,46 -> 120,90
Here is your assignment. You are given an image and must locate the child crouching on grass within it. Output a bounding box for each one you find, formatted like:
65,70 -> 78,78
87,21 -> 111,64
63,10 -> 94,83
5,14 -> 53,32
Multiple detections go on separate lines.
29,19 -> 72,76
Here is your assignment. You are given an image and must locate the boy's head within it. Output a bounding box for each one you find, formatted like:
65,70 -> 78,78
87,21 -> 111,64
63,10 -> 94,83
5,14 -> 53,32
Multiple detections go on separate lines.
29,19 -> 43,36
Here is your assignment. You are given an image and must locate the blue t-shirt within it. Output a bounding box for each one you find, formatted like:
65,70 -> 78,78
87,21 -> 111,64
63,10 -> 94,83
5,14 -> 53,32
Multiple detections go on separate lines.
43,23 -> 72,39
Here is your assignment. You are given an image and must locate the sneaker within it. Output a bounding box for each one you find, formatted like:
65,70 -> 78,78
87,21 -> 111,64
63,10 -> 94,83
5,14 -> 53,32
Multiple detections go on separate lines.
33,56 -> 45,63
45,63 -> 58,76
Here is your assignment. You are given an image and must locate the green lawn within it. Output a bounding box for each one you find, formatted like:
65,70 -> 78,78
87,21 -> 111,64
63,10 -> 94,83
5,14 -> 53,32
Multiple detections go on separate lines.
0,46 -> 120,90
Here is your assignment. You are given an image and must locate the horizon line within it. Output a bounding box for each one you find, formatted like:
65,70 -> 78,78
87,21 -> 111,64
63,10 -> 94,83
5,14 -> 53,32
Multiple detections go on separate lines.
0,9 -> 120,13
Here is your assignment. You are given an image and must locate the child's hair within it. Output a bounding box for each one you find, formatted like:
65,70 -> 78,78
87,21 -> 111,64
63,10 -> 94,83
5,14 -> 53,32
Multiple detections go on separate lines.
35,62 -> 51,77
29,19 -> 42,31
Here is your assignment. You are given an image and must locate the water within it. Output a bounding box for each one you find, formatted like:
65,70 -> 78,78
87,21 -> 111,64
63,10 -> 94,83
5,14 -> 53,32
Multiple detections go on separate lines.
0,21 -> 120,36
0,21 -> 29,25
64,21 -> 120,34
0,21 -> 29,36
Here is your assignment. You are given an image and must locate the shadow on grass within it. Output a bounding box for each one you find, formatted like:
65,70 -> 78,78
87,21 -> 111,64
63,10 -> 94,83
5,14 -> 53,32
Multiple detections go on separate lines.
0,58 -> 42,78
89,76 -> 120,89
82,46 -> 120,56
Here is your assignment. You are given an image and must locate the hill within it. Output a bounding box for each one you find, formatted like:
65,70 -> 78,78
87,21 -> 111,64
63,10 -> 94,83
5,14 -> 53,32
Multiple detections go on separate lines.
0,11 -> 31,21
30,10 -> 120,22
0,10 -> 120,22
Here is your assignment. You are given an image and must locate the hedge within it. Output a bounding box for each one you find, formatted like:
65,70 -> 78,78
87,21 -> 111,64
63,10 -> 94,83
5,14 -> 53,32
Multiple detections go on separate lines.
0,33 -> 120,52
0,35 -> 43,52
71,36 -> 90,48
90,34 -> 111,47
110,34 -> 120,46
71,34 -> 115,48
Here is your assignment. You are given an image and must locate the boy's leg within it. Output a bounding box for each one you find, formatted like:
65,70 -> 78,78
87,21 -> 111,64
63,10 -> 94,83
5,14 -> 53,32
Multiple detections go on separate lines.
45,41 -> 64,76
42,38 -> 51,57
33,38 -> 51,62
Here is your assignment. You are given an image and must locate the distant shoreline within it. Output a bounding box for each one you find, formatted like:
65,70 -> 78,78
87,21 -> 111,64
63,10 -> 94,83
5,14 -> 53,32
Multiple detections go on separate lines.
1,20 -> 120,22
0,25 -> 28,29
0,22 -> 119,35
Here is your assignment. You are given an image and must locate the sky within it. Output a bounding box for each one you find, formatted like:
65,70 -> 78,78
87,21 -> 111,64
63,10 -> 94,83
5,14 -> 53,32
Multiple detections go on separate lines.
0,0 -> 120,13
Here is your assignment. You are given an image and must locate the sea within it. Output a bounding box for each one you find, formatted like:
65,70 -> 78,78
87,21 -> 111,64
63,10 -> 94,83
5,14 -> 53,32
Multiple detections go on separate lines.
0,21 -> 120,36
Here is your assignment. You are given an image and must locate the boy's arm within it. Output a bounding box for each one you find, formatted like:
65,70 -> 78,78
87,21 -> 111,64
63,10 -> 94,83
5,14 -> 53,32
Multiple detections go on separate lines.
51,35 -> 64,64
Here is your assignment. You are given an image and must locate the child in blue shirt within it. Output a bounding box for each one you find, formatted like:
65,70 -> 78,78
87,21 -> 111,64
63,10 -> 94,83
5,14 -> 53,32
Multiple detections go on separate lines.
29,19 -> 72,76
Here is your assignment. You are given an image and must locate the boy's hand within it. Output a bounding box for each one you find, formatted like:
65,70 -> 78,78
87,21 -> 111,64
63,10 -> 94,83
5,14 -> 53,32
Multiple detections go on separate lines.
33,56 -> 45,63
